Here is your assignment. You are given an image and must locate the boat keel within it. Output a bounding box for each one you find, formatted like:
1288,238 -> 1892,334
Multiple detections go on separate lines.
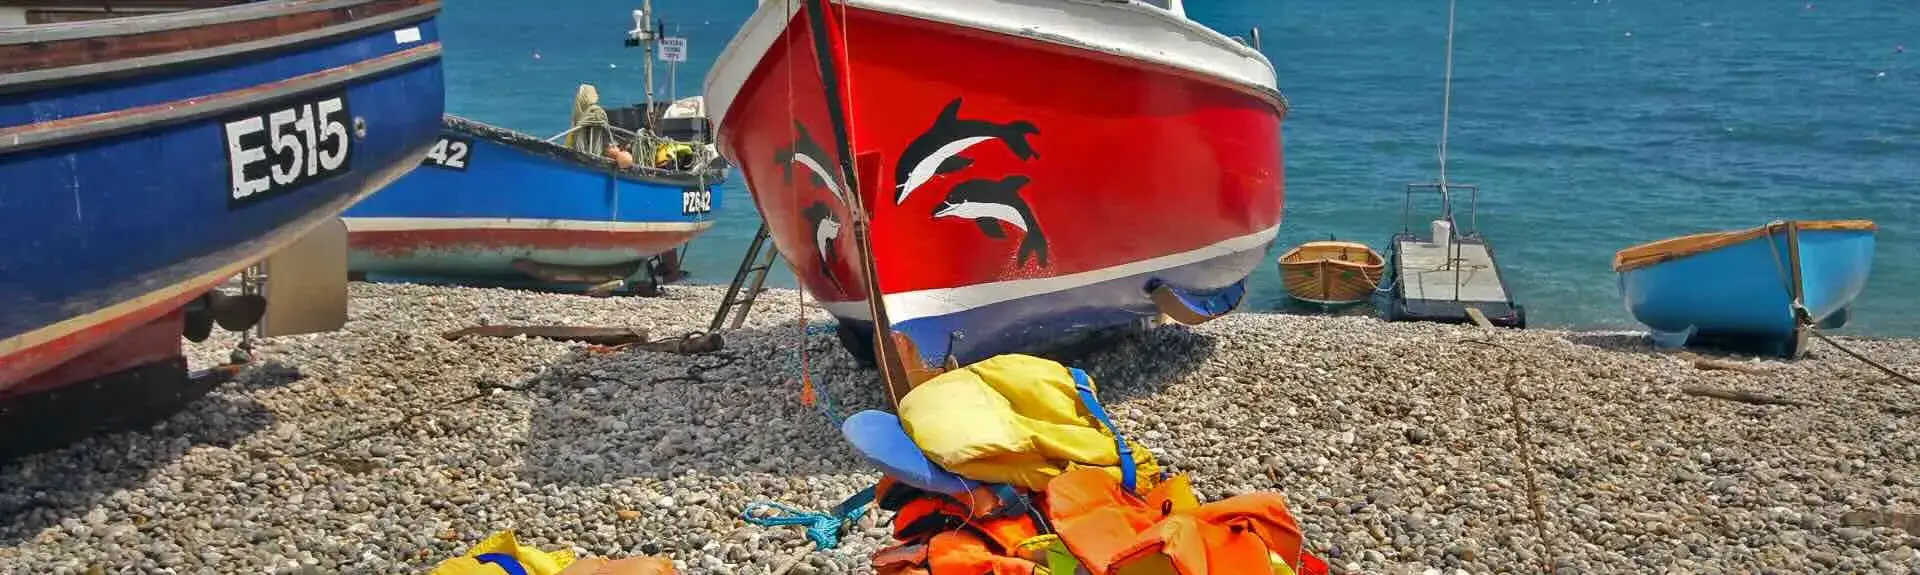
0,308 -> 243,461
1148,279 -> 1248,326
1648,326 -> 1696,351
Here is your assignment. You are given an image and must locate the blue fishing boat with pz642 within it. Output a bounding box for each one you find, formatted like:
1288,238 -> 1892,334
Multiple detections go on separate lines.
0,0 -> 446,458
1612,219 -> 1877,358
344,4 -> 728,296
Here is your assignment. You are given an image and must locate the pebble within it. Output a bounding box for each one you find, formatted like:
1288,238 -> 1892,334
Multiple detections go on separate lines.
0,284 -> 1916,574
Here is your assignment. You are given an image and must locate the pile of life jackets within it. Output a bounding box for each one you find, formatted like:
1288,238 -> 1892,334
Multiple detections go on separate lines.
426,530 -> 676,575
838,354 -> 1330,575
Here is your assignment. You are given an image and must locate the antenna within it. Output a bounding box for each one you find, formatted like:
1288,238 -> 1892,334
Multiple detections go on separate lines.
625,2 -> 658,126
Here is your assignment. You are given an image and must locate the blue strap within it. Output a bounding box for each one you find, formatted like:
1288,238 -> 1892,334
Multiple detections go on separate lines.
1069,367 -> 1137,493
474,553 -> 531,575
741,484 -> 875,550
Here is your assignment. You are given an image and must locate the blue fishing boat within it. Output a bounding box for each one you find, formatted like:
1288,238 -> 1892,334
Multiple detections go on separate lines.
0,0 -> 445,456
1613,219 -> 1876,357
344,6 -> 728,296
341,94 -> 727,295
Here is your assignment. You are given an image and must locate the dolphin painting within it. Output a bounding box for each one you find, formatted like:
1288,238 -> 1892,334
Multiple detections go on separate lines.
932,175 -> 1049,268
775,121 -> 847,204
803,200 -> 845,289
894,98 -> 1040,205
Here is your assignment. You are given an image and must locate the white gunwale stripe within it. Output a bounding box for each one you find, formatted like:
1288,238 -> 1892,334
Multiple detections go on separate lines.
816,224 -> 1279,322
703,0 -> 1279,133
0,42 -> 442,153
343,217 -> 713,233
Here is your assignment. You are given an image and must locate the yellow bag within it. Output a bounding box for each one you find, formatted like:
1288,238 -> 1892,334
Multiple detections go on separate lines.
427,530 -> 576,575
896,354 -> 1159,492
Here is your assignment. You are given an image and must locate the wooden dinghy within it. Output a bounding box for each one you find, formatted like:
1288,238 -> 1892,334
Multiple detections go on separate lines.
1277,240 -> 1384,306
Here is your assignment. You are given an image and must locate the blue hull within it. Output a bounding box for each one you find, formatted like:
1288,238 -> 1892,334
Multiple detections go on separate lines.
0,4 -> 445,386
1617,222 -> 1875,356
342,115 -> 724,284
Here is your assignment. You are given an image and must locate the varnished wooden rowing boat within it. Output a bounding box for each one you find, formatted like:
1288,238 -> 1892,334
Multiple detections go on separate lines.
1277,240 -> 1383,306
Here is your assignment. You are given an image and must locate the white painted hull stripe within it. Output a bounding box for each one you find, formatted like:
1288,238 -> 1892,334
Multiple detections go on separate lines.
815,224 -> 1279,322
343,217 -> 713,233
702,0 -> 1279,131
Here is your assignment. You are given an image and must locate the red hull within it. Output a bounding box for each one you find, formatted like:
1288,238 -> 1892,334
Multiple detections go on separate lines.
0,281 -> 208,395
711,3 -> 1284,331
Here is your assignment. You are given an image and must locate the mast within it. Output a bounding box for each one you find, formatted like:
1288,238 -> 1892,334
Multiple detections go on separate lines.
799,0 -> 917,403
642,0 -> 656,123
1436,0 -> 1459,222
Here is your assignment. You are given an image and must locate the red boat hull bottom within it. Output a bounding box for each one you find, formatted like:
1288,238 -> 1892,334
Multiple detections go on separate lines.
715,5 -> 1285,365
0,310 -> 228,460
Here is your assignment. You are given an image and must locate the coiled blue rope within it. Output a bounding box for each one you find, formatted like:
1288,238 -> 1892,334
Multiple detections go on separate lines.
740,485 -> 875,550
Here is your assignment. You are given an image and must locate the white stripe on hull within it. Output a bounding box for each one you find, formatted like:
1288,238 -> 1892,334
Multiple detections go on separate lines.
343,217 -> 713,233
815,224 -> 1279,323
703,0 -> 1278,132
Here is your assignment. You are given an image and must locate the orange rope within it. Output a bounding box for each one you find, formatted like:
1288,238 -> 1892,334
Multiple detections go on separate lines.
787,0 -> 817,409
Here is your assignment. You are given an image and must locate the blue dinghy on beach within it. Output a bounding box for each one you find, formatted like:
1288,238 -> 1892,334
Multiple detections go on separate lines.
1613,219 -> 1876,357
343,92 -> 728,295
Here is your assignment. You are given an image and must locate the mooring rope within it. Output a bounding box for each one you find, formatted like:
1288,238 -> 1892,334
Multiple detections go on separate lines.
1458,338 -> 1557,573
1761,224 -> 1918,384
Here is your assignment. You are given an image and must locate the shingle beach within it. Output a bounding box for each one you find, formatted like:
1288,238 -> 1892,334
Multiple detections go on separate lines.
2,283 -> 1916,574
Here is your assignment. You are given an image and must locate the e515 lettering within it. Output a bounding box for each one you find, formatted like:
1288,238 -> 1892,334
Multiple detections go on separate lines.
225,93 -> 352,208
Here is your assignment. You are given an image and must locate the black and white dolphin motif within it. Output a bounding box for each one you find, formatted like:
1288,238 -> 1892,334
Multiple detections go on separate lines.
775,121 -> 847,204
803,200 -> 844,289
894,98 -> 1040,205
932,175 -> 1049,268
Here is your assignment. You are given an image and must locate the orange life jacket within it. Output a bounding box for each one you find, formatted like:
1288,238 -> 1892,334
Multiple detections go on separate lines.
871,476 -> 1050,574
1044,468 -> 1328,575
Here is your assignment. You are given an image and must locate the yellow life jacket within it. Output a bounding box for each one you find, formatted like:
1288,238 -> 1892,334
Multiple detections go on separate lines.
896,354 -> 1160,493
653,142 -> 694,168
426,530 -> 575,575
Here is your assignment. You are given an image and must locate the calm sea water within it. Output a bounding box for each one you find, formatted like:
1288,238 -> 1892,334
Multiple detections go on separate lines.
438,0 -> 1920,336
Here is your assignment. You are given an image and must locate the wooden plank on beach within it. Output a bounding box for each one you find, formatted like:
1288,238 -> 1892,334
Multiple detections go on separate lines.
1465,307 -> 1494,329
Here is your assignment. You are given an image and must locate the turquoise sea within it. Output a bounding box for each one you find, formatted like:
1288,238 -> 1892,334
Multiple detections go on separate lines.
438,0 -> 1920,336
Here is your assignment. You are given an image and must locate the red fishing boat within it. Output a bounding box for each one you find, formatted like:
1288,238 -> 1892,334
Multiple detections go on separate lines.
705,0 -> 1284,392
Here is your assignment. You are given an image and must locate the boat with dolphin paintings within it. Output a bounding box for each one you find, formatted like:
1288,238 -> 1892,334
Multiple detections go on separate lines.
1613,219 -> 1876,358
0,0 -> 445,457
705,0 -> 1284,396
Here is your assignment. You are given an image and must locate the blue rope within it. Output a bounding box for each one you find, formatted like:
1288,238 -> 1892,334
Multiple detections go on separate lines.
740,485 -> 875,550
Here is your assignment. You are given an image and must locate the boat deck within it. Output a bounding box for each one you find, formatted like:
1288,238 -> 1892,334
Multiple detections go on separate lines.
1380,233 -> 1526,328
